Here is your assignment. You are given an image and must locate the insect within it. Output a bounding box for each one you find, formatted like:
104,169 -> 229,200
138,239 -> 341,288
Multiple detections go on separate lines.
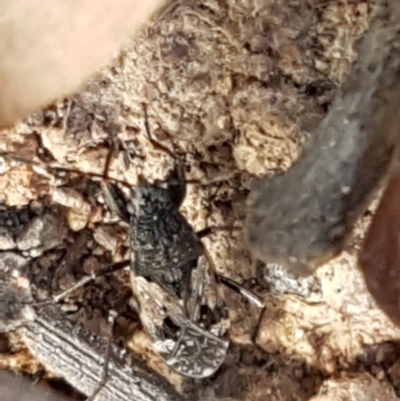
98,107 -> 231,378
1,106 -> 263,380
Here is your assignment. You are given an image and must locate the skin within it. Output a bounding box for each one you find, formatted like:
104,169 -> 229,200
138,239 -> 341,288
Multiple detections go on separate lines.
0,0 -> 163,127
359,156 -> 400,326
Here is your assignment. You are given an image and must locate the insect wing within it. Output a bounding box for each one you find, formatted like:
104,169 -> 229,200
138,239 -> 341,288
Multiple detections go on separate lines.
166,322 -> 229,379
131,275 -> 228,378
187,251 -> 230,337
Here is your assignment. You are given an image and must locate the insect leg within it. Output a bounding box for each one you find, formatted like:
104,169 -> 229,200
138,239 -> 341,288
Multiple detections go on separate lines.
196,225 -> 240,239
100,140 -> 131,222
130,274 -> 229,379
195,229 -> 262,307
35,261 -> 130,306
101,181 -> 131,222
87,309 -> 118,401
142,103 -> 237,188
217,275 -> 265,309
142,104 -> 187,207
142,103 -> 179,162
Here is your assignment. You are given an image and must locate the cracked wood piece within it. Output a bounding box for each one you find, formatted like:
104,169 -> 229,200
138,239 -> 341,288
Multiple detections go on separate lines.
20,311 -> 183,401
0,253 -> 185,401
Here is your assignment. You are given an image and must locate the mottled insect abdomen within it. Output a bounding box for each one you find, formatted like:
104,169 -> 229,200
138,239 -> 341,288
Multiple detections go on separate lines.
128,177 -> 202,298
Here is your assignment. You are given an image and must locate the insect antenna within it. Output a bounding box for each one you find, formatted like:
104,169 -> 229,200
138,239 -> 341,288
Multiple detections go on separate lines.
142,103 -> 187,205
142,103 -> 179,162
99,140 -> 131,222
87,309 -> 118,401
0,151 -> 131,187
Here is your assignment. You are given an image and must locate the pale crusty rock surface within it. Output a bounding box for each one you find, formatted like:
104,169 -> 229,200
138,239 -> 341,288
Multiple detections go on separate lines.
309,373 -> 399,401
2,1 -> 400,400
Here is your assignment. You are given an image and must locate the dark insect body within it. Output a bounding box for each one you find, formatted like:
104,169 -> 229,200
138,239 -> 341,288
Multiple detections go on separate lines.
106,169 -> 200,297
0,107 -> 262,380
0,145 -> 230,379
103,150 -> 230,378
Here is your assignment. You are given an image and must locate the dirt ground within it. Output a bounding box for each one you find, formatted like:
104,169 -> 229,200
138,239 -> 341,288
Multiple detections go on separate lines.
2,0 -> 400,400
